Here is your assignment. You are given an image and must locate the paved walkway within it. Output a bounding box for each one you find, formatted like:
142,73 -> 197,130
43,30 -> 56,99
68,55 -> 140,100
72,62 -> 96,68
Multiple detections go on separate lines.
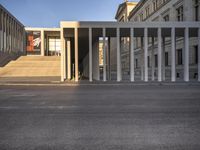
0,85 -> 200,150
0,77 -> 200,87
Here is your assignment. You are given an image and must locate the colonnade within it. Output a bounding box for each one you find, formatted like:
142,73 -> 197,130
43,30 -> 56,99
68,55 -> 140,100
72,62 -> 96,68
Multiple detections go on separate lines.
60,22 -> 200,82
0,6 -> 24,54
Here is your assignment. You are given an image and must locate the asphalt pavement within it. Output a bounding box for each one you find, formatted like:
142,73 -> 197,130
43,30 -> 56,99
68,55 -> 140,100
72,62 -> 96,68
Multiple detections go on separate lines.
0,85 -> 200,150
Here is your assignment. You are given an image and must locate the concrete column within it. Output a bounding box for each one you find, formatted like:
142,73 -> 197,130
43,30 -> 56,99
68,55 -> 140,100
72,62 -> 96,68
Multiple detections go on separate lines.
11,19 -> 13,52
108,38 -> 111,80
158,28 -> 162,82
67,39 -> 71,80
3,14 -> 7,52
0,10 -> 3,52
2,12 -> 4,52
140,37 -> 144,81
13,21 -> 15,51
21,28 -> 24,53
184,27 -> 189,82
16,24 -> 18,51
8,16 -> 10,52
198,28 -> 200,82
75,28 -> 79,82
89,28 -> 93,82
151,37 -> 155,81
130,28 -> 134,82
41,30 -> 45,56
8,17 -> 11,52
60,28 -> 64,82
63,38 -> 66,80
171,27 -> 176,82
117,28 -> 122,82
4,13 -> 6,52
93,38 -> 100,80
103,28 -> 107,82
12,20 -> 14,52
162,37 -> 166,81
144,28 -> 148,82
11,19 -> 13,53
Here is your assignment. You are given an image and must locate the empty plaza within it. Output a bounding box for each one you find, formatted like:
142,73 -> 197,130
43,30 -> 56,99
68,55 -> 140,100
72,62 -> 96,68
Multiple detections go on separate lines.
0,84 -> 200,150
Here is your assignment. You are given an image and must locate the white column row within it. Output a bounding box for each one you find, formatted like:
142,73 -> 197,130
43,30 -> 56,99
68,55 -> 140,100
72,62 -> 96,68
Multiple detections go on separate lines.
61,27 -> 200,83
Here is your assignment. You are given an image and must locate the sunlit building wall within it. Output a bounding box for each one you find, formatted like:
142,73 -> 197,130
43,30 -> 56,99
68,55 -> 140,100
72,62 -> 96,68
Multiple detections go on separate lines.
115,0 -> 200,80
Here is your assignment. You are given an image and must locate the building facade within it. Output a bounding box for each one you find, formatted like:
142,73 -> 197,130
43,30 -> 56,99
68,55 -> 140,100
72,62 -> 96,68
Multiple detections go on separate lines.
0,4 -> 25,66
25,27 -> 61,56
116,0 -> 200,81
0,2 -> 200,83
59,21 -> 200,83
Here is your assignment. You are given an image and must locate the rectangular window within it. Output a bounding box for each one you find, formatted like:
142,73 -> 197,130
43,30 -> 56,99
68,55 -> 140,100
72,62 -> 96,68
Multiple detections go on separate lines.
194,0 -> 199,21
145,6 -> 150,18
176,6 -> 184,21
194,45 -> 198,64
156,0 -> 159,8
48,37 -> 61,53
163,14 -> 169,21
177,49 -> 183,65
140,13 -> 143,21
165,52 -> 169,66
135,59 -> 138,69
148,56 -> 150,67
155,54 -> 158,67
153,1 -> 157,11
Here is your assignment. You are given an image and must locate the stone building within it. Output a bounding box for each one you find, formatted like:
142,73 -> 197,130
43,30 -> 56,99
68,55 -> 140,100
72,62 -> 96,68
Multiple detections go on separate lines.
116,0 -> 200,81
0,2 -> 199,83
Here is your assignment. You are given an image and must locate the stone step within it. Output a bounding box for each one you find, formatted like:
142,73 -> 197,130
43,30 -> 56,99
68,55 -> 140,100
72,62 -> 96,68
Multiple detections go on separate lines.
0,68 -> 61,77
0,56 -> 61,77
18,56 -> 61,61
6,61 -> 60,67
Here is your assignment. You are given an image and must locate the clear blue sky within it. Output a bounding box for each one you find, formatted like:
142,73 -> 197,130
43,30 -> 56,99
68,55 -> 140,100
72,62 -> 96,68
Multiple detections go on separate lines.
0,0 -> 139,27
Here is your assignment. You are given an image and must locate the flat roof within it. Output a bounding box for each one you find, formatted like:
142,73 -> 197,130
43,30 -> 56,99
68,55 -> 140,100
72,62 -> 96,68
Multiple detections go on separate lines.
25,27 -> 61,31
60,21 -> 200,28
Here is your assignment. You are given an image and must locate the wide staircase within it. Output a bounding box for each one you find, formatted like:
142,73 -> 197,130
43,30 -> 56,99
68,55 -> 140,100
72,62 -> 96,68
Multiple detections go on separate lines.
0,56 -> 61,82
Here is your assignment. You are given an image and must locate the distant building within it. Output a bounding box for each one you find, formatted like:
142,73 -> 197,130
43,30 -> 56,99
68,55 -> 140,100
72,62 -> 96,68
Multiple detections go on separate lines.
115,0 -> 200,81
111,1 -> 138,80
